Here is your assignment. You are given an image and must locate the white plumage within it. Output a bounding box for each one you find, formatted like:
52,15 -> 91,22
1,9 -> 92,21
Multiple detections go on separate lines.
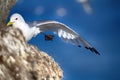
7,13 -> 100,55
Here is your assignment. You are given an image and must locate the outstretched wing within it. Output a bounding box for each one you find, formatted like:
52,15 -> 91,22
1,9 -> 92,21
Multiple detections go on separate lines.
29,21 -> 100,55
0,0 -> 17,27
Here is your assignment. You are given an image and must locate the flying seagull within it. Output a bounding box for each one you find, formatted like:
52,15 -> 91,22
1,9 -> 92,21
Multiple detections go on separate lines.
7,13 -> 100,55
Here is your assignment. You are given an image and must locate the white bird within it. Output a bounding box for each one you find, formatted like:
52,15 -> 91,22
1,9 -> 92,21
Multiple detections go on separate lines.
7,13 -> 100,55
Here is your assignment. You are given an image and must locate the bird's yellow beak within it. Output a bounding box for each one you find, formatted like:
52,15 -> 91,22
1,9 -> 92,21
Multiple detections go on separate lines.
7,22 -> 14,27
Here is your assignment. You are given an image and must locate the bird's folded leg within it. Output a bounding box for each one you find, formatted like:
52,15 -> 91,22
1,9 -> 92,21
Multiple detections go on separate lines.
45,35 -> 54,41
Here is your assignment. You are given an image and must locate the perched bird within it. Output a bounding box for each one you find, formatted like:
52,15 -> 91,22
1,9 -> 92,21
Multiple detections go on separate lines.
7,13 -> 100,55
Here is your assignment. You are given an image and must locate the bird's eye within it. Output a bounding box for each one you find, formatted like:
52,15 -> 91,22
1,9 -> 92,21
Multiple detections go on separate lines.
15,18 -> 18,20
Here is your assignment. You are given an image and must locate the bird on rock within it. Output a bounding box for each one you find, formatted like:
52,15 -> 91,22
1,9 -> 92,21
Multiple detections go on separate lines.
7,13 -> 100,55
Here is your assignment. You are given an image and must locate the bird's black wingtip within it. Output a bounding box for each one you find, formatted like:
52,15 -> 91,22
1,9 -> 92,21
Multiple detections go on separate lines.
85,47 -> 100,55
92,47 -> 100,55
78,45 -> 81,47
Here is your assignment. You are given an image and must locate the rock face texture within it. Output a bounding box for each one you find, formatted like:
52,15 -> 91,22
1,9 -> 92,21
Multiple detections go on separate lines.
0,27 -> 63,80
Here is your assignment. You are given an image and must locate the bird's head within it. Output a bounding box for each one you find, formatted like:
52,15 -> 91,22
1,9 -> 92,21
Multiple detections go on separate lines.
7,13 -> 25,27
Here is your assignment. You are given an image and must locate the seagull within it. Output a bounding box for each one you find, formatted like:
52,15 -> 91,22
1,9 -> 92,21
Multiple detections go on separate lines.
7,13 -> 100,55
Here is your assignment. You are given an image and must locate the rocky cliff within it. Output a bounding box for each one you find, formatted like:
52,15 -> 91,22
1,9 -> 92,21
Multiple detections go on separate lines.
0,27 -> 63,80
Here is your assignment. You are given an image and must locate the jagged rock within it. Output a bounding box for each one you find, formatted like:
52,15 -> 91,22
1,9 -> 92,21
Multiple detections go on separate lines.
0,27 -> 63,80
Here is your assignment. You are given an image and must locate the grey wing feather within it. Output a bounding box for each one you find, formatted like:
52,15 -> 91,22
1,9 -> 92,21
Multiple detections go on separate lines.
29,21 -> 100,55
